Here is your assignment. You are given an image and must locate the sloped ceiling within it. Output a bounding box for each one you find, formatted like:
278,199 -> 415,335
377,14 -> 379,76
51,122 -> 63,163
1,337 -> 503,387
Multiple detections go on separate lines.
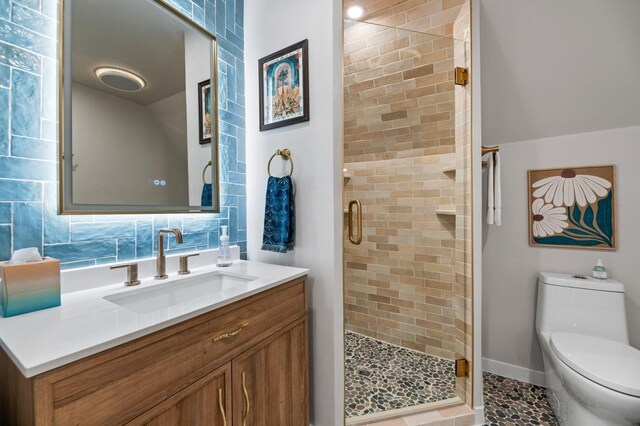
480,0 -> 640,144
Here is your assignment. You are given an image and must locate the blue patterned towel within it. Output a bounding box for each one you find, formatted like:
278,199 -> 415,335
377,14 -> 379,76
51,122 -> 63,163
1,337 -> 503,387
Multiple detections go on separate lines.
262,176 -> 295,253
201,183 -> 212,207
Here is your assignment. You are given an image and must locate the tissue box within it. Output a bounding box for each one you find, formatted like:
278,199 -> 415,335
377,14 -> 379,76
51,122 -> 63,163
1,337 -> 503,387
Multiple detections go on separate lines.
0,257 -> 61,317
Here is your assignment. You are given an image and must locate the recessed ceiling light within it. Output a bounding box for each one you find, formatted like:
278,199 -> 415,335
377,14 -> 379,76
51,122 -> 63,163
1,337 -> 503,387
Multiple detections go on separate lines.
346,5 -> 365,19
94,67 -> 146,92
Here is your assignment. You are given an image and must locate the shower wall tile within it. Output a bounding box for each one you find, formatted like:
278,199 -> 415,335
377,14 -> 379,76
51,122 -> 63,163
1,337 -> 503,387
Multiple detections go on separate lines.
344,18 -> 457,163
0,0 -> 247,268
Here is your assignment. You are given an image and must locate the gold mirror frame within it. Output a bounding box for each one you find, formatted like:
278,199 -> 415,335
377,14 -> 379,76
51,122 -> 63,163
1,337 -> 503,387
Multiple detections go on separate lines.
58,0 -> 220,215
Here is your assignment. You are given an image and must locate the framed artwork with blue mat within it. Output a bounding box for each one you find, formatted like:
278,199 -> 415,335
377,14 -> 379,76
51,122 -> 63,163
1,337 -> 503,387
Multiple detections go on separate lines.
528,165 -> 616,249
259,40 -> 309,131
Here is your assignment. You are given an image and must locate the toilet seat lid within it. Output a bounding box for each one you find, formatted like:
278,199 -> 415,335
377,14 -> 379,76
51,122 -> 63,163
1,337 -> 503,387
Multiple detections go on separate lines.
551,332 -> 640,397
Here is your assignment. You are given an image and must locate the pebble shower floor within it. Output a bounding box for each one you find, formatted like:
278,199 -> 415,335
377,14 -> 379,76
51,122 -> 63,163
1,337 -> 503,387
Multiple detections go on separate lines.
344,332 -> 457,418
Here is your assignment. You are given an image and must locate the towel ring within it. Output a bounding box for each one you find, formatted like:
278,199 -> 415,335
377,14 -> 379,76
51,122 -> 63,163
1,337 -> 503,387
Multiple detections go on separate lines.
202,161 -> 212,184
267,149 -> 294,177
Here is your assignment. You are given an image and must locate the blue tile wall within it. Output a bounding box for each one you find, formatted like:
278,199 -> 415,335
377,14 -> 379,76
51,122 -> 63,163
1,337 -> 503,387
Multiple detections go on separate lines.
0,0 -> 246,268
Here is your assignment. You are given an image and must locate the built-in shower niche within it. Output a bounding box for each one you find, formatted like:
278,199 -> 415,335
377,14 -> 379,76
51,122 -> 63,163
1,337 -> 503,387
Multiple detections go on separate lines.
342,0 -> 472,422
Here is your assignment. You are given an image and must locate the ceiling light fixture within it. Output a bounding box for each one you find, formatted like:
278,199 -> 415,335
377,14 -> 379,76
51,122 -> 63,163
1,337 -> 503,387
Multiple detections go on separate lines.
94,67 -> 146,92
346,5 -> 365,19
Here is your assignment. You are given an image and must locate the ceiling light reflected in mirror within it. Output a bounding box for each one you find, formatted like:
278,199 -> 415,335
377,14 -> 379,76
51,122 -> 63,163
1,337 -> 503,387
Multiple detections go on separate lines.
94,67 -> 146,92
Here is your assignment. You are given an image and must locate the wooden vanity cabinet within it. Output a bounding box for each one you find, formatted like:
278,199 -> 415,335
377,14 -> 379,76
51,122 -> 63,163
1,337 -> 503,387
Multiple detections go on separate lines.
0,277 -> 308,426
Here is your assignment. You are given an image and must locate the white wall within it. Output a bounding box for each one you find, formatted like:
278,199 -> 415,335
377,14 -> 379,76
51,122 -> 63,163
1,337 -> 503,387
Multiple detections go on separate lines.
480,0 -> 640,379
244,0 -> 344,425
72,83 -> 188,206
482,126 -> 640,373
480,0 -> 640,146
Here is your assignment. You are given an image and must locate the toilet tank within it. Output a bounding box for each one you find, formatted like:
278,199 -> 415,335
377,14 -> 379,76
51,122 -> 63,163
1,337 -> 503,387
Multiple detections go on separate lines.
535,272 -> 629,344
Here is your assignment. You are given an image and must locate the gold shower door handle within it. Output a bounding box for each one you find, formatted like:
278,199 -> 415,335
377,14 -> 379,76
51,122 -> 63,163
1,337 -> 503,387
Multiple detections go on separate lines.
348,200 -> 363,245
241,372 -> 250,426
217,388 -> 227,426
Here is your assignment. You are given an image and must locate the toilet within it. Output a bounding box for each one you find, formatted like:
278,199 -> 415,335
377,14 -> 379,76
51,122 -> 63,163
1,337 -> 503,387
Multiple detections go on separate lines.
535,272 -> 640,426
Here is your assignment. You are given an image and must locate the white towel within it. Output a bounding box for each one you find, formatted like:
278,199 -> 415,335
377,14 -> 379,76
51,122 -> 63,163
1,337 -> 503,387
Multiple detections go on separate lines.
494,152 -> 502,225
486,153 -> 494,225
486,152 -> 502,225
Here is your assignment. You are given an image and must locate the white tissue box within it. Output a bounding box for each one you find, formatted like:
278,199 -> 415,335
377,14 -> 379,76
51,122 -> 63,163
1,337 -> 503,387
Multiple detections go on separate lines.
0,257 -> 61,317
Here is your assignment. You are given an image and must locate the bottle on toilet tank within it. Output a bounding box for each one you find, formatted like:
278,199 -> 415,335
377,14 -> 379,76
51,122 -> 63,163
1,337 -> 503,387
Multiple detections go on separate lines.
592,258 -> 608,280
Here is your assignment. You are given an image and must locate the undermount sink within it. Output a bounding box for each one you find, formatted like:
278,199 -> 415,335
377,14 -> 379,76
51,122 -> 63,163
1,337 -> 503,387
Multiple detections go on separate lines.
104,272 -> 257,314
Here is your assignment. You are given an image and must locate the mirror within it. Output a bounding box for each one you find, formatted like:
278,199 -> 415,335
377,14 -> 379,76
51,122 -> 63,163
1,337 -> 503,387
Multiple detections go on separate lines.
60,0 -> 219,214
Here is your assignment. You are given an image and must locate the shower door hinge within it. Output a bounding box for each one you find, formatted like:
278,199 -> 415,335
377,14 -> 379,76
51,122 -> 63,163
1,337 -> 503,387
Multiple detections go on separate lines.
455,358 -> 469,378
454,67 -> 469,86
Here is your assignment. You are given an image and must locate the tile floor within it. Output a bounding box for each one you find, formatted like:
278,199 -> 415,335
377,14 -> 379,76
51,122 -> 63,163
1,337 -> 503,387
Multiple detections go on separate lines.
483,372 -> 558,426
345,332 -> 458,418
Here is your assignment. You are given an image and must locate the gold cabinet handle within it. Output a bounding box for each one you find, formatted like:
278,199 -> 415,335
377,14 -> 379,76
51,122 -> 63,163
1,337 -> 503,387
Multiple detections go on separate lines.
241,372 -> 250,426
218,388 -> 227,426
348,200 -> 363,245
212,322 -> 249,342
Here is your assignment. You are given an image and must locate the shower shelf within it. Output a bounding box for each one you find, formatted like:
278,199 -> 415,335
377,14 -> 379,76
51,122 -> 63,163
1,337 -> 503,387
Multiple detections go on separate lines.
436,209 -> 457,216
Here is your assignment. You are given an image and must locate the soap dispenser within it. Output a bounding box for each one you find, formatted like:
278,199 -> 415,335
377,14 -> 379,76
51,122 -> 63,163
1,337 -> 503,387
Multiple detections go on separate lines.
216,225 -> 232,267
592,258 -> 607,280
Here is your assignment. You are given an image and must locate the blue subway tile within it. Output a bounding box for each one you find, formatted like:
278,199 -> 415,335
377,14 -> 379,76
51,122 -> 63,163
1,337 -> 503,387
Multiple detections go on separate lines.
0,179 -> 41,201
44,240 -> 117,263
204,0 -> 215,33
221,183 -> 245,196
215,0 -> 225,36
136,221 -> 153,258
193,4 -> 204,27
12,202 -> 42,251
41,57 -> 56,121
228,206 -> 237,241
96,256 -> 117,265
224,0 -> 234,35
0,0 -> 9,20
0,20 -> 56,58
225,28 -> 243,51
71,222 -> 135,242
14,0 -> 40,11
234,0 -> 243,28
0,64 -> 9,88
0,157 -> 56,181
117,238 -> 136,261
238,196 -> 246,229
41,119 -> 56,140
0,203 -> 10,223
183,216 -> 218,233
0,87 -> 8,156
0,41 -> 41,73
228,100 -> 244,118
229,171 -> 244,185
11,69 -> 41,138
43,182 -> 69,244
60,259 -> 96,270
163,0 -> 192,17
11,136 -> 56,160
208,230 -> 219,248
192,0 -> 204,8
0,225 -> 11,260
42,0 -> 57,18
11,3 -> 57,37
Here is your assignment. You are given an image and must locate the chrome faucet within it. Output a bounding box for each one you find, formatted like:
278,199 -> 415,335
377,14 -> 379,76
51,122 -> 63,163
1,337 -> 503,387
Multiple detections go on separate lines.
155,228 -> 183,279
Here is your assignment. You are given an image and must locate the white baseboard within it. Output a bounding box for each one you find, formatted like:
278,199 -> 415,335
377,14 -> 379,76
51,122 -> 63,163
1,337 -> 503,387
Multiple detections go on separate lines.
483,357 -> 546,387
474,406 -> 485,425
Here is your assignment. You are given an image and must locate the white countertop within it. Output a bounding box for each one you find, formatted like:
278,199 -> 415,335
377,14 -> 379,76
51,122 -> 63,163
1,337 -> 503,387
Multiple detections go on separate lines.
0,257 -> 309,378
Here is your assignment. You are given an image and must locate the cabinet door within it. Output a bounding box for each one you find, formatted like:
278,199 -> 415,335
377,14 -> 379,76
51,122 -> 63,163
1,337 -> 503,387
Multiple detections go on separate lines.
127,363 -> 232,426
232,317 -> 308,426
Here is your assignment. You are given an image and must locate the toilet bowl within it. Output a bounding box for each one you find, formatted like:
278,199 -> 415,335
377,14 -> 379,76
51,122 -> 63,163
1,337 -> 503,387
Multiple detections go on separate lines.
535,273 -> 640,426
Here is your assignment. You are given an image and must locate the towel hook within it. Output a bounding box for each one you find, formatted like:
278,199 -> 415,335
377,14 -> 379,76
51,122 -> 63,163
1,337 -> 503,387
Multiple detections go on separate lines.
481,145 -> 499,156
202,160 -> 212,184
267,149 -> 294,177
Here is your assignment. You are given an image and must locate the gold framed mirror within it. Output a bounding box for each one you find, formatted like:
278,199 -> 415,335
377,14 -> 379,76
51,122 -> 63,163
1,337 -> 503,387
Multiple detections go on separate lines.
59,0 -> 220,214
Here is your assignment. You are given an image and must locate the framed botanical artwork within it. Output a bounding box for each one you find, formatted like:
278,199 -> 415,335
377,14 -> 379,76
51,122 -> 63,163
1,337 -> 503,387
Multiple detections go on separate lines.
198,79 -> 212,144
259,39 -> 309,131
528,165 -> 616,249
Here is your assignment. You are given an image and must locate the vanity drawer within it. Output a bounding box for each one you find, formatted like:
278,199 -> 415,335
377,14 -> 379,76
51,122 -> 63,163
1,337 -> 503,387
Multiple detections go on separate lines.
37,279 -> 306,426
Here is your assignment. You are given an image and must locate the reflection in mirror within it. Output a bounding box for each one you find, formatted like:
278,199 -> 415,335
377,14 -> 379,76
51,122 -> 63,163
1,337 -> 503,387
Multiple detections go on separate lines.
61,0 -> 219,213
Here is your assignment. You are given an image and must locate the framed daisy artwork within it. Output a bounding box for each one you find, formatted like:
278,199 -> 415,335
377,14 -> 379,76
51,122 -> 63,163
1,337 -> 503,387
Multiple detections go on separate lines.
528,165 -> 616,249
